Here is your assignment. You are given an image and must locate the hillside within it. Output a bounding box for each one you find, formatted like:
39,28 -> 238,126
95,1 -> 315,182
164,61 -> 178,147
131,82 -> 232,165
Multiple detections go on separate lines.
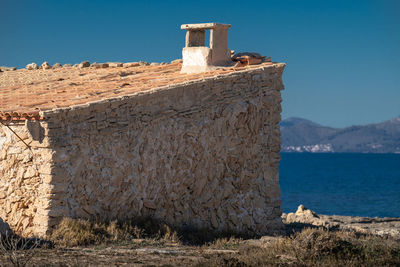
280,116 -> 400,153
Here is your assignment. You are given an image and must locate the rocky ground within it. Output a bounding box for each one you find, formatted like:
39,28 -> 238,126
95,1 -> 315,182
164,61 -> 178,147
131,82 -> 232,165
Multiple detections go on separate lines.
282,205 -> 400,240
1,205 -> 399,266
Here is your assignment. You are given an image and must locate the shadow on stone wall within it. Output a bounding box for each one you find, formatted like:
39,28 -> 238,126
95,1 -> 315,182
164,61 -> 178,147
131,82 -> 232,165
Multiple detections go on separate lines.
26,120 -> 44,143
43,64 -> 286,237
0,218 -> 52,266
0,217 -> 12,237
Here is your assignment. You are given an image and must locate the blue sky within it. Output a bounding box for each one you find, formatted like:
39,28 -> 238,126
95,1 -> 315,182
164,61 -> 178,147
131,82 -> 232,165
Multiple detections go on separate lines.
1,0 -> 399,127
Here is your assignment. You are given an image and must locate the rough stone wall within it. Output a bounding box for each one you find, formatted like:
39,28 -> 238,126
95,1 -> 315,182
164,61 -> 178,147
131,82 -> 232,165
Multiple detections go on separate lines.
0,121 -> 53,237
1,64 -> 285,236
42,63 -> 285,235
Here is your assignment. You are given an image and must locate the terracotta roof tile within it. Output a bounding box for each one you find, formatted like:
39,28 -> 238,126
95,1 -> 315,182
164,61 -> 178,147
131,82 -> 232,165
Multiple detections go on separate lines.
0,61 -> 275,121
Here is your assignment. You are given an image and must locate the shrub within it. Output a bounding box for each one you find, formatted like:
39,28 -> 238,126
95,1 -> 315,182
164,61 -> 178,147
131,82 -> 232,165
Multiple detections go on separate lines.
50,217 -> 181,247
200,228 -> 400,266
50,218 -> 105,247
0,233 -> 43,267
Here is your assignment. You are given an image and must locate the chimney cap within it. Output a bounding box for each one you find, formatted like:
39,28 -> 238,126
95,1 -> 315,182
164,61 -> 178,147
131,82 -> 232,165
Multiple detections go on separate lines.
181,23 -> 231,30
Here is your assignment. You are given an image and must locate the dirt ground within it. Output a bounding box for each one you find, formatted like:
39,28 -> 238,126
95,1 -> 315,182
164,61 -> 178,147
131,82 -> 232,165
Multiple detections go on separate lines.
1,239 -> 241,266
1,206 -> 400,266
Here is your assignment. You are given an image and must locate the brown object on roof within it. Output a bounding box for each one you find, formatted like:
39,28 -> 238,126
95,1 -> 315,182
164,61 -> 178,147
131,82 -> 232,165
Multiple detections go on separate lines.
232,52 -> 272,67
0,61 -> 275,121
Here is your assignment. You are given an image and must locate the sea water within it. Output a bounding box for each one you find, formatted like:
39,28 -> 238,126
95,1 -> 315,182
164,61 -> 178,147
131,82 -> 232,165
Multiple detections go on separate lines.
279,153 -> 400,218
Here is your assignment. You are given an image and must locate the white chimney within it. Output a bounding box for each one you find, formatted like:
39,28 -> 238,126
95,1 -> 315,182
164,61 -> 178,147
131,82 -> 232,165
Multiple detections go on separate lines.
180,23 -> 233,73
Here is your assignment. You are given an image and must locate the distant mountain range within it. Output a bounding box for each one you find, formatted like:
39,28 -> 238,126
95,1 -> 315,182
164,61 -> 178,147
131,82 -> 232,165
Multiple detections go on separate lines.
280,116 -> 400,153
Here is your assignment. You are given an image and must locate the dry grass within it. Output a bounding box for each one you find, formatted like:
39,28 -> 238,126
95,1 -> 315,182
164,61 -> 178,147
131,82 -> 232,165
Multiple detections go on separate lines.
204,236 -> 243,250
2,221 -> 400,266
50,217 -> 180,247
50,218 -> 400,266
0,233 -> 49,267
201,228 -> 400,266
50,216 -> 251,248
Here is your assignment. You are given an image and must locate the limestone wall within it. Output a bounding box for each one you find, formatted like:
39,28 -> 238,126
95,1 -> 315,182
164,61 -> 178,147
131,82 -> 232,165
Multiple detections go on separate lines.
0,121 -> 53,237
42,63 -> 285,235
1,63 -> 285,236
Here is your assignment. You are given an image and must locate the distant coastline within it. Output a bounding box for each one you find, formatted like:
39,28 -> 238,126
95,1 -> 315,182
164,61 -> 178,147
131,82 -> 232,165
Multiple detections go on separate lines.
280,116 -> 400,153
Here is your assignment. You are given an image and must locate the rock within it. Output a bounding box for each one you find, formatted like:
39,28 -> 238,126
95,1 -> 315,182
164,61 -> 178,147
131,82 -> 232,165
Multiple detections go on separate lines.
123,62 -> 140,67
284,205 -> 340,229
295,204 -> 318,217
0,218 -> 12,237
171,59 -> 183,64
91,62 -> 100,68
90,63 -> 108,69
283,207 -> 400,240
73,64 -> 79,68
41,61 -> 52,70
63,64 -> 73,67
0,66 -> 17,71
143,200 -> 156,210
285,212 -> 296,222
284,205 -> 322,226
26,63 -> 38,70
296,204 -> 306,213
139,61 -> 150,66
79,61 -> 90,68
150,62 -> 160,66
108,62 -> 123,68
53,63 -> 62,68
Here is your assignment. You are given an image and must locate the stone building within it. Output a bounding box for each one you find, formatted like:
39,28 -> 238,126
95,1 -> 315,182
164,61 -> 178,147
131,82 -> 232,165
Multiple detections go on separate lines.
0,23 -> 285,237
